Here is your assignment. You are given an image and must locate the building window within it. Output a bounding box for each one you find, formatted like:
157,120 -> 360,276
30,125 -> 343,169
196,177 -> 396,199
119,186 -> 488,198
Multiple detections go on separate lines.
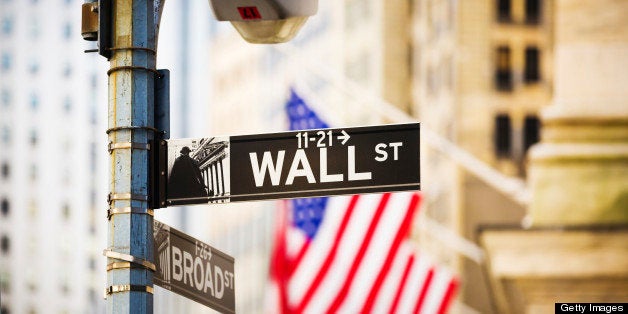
61,281 -> 70,295
90,104 -> 98,124
524,115 -> 540,153
62,165 -> 70,185
89,257 -> 96,270
89,289 -> 98,304
29,18 -> 40,39
345,52 -> 370,86
29,164 -> 37,181
62,203 -> 71,220
1,16 -> 14,35
62,62 -> 72,78
525,0 -> 541,23
63,97 -> 72,113
26,270 -> 38,292
1,89 -> 10,107
28,59 -> 40,75
427,66 -> 438,96
0,271 -> 10,296
63,22 -> 72,40
90,190 -> 97,207
30,129 -> 38,146
89,220 -> 97,235
1,52 -> 11,72
1,198 -> 8,216
26,235 -> 36,259
28,200 -> 38,218
90,73 -> 98,88
1,162 -> 9,180
345,0 -> 371,30
1,235 -> 9,254
30,93 -> 39,110
495,46 -> 512,91
1,126 -> 10,144
524,46 -> 540,82
90,142 -> 97,173
497,0 -> 511,22
494,114 -> 512,157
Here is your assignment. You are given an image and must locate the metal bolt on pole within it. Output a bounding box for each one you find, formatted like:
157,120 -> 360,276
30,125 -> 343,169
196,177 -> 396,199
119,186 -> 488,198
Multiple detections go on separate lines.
105,0 -> 164,312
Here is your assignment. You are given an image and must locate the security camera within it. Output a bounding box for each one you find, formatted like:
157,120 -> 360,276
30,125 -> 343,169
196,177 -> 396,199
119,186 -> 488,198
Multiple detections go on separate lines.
209,0 -> 318,44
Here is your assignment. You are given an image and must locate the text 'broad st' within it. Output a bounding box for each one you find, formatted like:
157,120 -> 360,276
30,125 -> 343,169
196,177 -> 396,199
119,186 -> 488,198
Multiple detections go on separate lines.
154,220 -> 235,314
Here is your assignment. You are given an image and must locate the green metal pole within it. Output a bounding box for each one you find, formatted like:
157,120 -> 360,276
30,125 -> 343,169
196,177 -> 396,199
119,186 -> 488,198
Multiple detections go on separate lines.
105,0 -> 164,312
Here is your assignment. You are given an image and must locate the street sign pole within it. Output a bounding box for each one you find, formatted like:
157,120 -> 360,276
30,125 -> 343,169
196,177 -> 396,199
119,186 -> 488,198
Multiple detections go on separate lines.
105,0 -> 164,312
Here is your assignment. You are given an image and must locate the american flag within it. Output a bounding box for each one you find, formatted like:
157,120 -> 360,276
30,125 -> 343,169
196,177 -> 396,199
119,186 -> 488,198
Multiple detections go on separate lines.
266,89 -> 459,313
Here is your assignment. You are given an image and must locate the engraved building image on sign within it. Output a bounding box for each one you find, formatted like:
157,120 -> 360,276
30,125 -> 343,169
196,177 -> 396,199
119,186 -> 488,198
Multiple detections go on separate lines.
154,221 -> 172,287
167,137 -> 230,204
164,124 -> 420,206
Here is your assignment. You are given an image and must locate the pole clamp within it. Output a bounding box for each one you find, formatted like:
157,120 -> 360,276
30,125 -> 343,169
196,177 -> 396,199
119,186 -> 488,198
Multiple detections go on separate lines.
108,46 -> 157,55
108,142 -> 151,153
106,262 -> 150,271
104,284 -> 154,299
107,193 -> 149,204
107,65 -> 163,78
107,207 -> 154,220
103,249 -> 156,272
106,125 -> 163,135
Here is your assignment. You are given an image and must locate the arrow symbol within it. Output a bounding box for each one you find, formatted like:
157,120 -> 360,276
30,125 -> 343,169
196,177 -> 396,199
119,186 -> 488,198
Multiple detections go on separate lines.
337,130 -> 350,145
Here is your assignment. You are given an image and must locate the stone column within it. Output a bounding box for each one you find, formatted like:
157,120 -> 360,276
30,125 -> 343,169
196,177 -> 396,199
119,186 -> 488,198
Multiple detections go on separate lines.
481,1 -> 628,313
527,0 -> 628,225
382,0 -> 411,112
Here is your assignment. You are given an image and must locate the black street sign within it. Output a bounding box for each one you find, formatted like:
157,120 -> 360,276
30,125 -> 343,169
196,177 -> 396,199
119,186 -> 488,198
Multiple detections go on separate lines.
162,123 -> 420,206
153,220 -> 235,313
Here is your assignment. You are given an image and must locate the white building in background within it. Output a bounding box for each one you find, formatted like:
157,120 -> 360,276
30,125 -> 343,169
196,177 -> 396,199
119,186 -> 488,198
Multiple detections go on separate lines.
0,0 -> 108,313
0,1 -> 275,313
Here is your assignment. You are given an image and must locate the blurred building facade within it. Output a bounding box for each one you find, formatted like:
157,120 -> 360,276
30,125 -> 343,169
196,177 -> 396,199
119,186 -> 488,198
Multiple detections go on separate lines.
482,0 -> 628,313
411,0 -> 554,312
206,1 -> 414,312
205,0 -> 482,312
0,0 -> 107,313
125,0 -> 626,312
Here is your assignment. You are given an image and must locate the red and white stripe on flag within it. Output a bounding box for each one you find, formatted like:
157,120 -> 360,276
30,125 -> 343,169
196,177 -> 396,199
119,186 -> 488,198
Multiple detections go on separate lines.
266,192 -> 459,314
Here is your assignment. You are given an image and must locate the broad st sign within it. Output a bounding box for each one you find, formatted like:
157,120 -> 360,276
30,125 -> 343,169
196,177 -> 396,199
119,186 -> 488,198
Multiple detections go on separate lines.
163,123 -> 420,206
153,220 -> 235,313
